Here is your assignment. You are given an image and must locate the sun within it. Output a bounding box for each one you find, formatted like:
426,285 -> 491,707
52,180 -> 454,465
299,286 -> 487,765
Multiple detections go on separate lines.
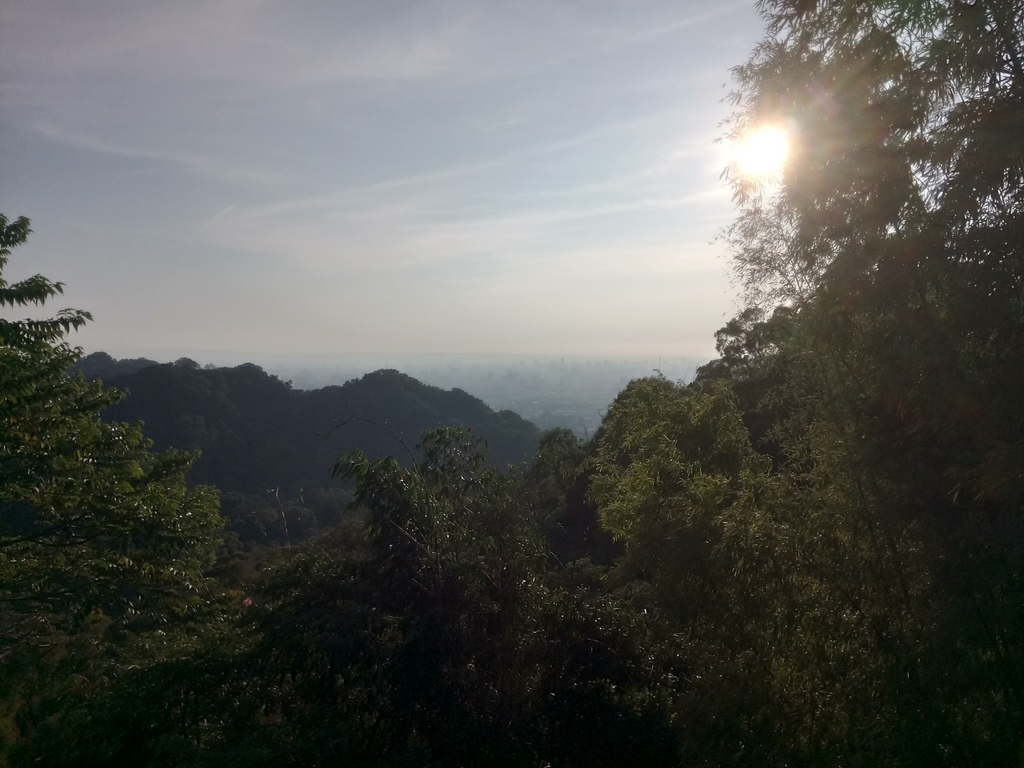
735,127 -> 788,179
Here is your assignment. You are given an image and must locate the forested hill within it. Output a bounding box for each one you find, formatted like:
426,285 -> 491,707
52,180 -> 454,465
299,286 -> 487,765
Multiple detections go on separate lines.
87,356 -> 541,496
71,350 -> 159,378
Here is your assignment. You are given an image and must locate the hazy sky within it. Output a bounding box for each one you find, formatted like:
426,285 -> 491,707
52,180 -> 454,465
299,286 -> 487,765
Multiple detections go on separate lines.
0,0 -> 766,359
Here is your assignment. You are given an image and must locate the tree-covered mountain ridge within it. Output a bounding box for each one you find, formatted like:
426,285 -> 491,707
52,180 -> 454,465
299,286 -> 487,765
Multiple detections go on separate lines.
74,352 -> 541,497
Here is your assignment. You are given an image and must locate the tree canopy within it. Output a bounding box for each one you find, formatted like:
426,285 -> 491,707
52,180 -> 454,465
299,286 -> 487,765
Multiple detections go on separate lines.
0,216 -> 224,759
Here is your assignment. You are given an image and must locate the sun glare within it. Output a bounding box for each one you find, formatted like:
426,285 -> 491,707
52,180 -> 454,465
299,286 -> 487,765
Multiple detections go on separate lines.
735,127 -> 788,179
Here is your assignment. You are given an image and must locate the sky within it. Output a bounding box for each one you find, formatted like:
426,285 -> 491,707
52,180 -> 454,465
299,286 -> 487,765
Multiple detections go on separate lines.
0,0 -> 767,360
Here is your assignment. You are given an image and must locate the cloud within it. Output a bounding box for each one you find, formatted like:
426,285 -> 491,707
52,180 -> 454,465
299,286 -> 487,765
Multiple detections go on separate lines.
2,0 -> 760,89
29,121 -> 290,185
199,177 -> 731,277
217,110 -> 693,224
1,0 -> 471,85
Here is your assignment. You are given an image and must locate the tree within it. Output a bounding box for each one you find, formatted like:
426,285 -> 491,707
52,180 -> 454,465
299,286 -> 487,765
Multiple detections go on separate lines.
713,0 -> 1024,762
591,377 -> 769,593
0,214 -> 223,657
588,377 -> 799,764
724,0 -> 1024,501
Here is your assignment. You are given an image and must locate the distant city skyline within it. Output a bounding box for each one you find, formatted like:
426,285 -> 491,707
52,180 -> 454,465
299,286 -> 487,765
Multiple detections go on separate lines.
1,0 -> 767,358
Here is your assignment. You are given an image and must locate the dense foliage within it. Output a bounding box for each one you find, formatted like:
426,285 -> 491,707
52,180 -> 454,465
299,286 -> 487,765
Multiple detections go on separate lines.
0,216 -> 224,763
707,0 -> 1024,760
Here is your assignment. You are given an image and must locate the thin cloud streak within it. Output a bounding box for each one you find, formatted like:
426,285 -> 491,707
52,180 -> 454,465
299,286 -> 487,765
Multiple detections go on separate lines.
225,112 -> 681,222
30,122 -> 291,186
202,183 -> 732,275
199,205 -> 238,232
